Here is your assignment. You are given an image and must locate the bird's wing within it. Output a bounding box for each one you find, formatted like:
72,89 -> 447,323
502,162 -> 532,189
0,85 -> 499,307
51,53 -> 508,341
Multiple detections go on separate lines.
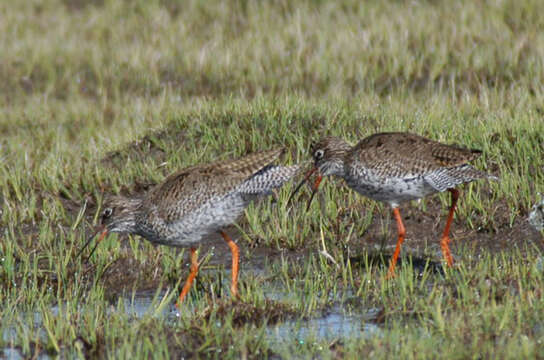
349,132 -> 482,178
143,148 -> 284,222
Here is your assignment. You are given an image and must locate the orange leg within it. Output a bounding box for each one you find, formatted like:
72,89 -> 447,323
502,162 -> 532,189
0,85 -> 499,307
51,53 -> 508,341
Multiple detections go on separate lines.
440,188 -> 459,267
387,207 -> 406,279
177,247 -> 199,307
220,230 -> 239,298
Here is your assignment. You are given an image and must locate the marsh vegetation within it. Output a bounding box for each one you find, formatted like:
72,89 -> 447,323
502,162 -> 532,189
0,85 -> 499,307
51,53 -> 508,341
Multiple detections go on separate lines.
1,0 -> 543,358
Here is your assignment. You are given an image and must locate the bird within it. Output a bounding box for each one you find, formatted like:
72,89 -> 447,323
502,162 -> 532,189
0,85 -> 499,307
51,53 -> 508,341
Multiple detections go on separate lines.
78,148 -> 299,306
291,132 -> 497,277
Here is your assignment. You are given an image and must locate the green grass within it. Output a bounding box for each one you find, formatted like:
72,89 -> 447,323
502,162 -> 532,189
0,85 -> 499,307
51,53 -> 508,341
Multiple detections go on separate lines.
1,0 -> 544,358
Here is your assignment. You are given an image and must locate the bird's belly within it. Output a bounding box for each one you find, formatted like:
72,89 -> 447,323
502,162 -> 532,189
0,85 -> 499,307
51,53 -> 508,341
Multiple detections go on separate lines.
346,175 -> 437,205
138,194 -> 248,247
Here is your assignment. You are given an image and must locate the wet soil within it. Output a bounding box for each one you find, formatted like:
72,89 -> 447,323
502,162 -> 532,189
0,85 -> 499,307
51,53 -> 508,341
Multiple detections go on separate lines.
8,178 -> 542,304
6,126 -> 541,300
348,196 -> 543,259
12,183 -> 541,302
200,298 -> 299,327
85,228 -> 303,301
84,198 -> 542,300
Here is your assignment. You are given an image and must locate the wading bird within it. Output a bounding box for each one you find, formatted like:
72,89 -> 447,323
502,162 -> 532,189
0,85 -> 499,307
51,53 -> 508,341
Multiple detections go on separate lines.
291,133 -> 496,277
79,148 -> 299,305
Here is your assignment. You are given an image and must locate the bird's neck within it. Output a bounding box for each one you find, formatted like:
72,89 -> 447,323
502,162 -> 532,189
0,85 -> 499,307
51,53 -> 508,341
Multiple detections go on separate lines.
320,158 -> 346,178
110,198 -> 142,235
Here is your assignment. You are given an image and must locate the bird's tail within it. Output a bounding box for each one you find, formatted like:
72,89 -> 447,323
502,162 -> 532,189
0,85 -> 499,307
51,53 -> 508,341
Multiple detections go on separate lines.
425,165 -> 498,192
240,164 -> 301,194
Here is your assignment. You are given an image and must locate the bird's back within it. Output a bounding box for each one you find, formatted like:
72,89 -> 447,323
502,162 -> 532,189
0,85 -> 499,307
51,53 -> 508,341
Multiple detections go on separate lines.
340,132 -> 495,204
348,132 -> 483,179
133,147 -> 299,246
142,148 -> 286,223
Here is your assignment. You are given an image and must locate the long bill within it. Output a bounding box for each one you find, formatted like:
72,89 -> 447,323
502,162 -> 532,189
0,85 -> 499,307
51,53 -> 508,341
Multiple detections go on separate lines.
287,167 -> 318,205
75,226 -> 109,262
305,174 -> 323,212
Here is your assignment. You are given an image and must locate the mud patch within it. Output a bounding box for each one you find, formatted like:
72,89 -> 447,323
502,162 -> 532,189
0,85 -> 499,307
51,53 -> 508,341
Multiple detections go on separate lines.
200,299 -> 298,327
315,193 -> 543,266
349,251 -> 444,277
75,228 -> 293,298
87,251 -> 168,301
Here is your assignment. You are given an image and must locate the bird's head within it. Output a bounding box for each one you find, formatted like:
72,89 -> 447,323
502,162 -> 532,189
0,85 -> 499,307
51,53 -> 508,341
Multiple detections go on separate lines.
76,195 -> 141,260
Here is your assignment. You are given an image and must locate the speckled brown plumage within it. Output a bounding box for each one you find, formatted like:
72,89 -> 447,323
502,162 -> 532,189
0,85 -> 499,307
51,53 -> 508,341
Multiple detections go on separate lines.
311,133 -> 484,181
350,132 -> 482,177
80,147 -> 299,306
143,148 -> 286,224
302,132 -> 497,277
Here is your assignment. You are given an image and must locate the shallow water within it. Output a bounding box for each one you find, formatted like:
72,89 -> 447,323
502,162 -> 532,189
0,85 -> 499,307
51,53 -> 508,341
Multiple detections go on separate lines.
1,347 -> 54,360
119,291 -> 382,348
1,285 -> 379,358
119,289 -> 179,319
266,306 -> 381,344
1,312 -> 55,360
528,199 -> 544,231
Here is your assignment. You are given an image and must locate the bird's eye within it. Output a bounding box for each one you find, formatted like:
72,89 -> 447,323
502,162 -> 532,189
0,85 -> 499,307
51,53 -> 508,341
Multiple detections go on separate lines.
314,149 -> 325,160
102,208 -> 113,218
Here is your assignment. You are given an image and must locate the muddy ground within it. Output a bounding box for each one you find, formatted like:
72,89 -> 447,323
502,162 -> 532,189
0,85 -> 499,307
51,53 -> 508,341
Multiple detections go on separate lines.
10,126 -> 543,302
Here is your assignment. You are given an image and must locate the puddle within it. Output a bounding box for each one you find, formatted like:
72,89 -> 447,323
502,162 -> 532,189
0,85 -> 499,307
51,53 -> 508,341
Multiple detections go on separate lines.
2,282 -> 380,358
119,290 -> 382,347
528,198 -> 544,232
1,294 -> 380,359
118,290 -> 179,319
1,307 -> 59,360
1,347 -> 52,360
0,293 -> 178,359
1,348 -> 25,360
113,290 -> 383,347
266,307 -> 381,347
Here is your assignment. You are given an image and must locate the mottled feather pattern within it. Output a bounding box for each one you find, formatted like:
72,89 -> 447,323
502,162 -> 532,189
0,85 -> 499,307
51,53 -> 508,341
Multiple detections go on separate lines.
307,132 -> 497,274
239,164 -> 300,195
148,164 -> 300,246
311,137 -> 351,160
311,133 -> 496,207
430,144 -> 482,167
424,164 -> 495,192
100,195 -> 141,233
92,146 -> 293,304
96,147 -> 297,247
215,148 -> 284,178
142,148 -> 284,223
350,133 -> 484,178
126,148 -> 295,246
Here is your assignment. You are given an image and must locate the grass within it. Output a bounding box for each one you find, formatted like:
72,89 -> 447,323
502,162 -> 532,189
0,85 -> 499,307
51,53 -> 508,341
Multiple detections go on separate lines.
1,0 -> 544,358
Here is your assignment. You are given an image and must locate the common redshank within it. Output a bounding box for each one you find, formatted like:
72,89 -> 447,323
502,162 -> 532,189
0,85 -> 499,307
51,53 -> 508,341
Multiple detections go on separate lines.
293,132 -> 496,277
78,148 -> 299,305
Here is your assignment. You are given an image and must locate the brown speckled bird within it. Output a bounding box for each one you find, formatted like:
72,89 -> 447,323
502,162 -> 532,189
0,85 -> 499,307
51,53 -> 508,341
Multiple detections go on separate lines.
79,148 -> 299,305
293,132 -> 497,277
